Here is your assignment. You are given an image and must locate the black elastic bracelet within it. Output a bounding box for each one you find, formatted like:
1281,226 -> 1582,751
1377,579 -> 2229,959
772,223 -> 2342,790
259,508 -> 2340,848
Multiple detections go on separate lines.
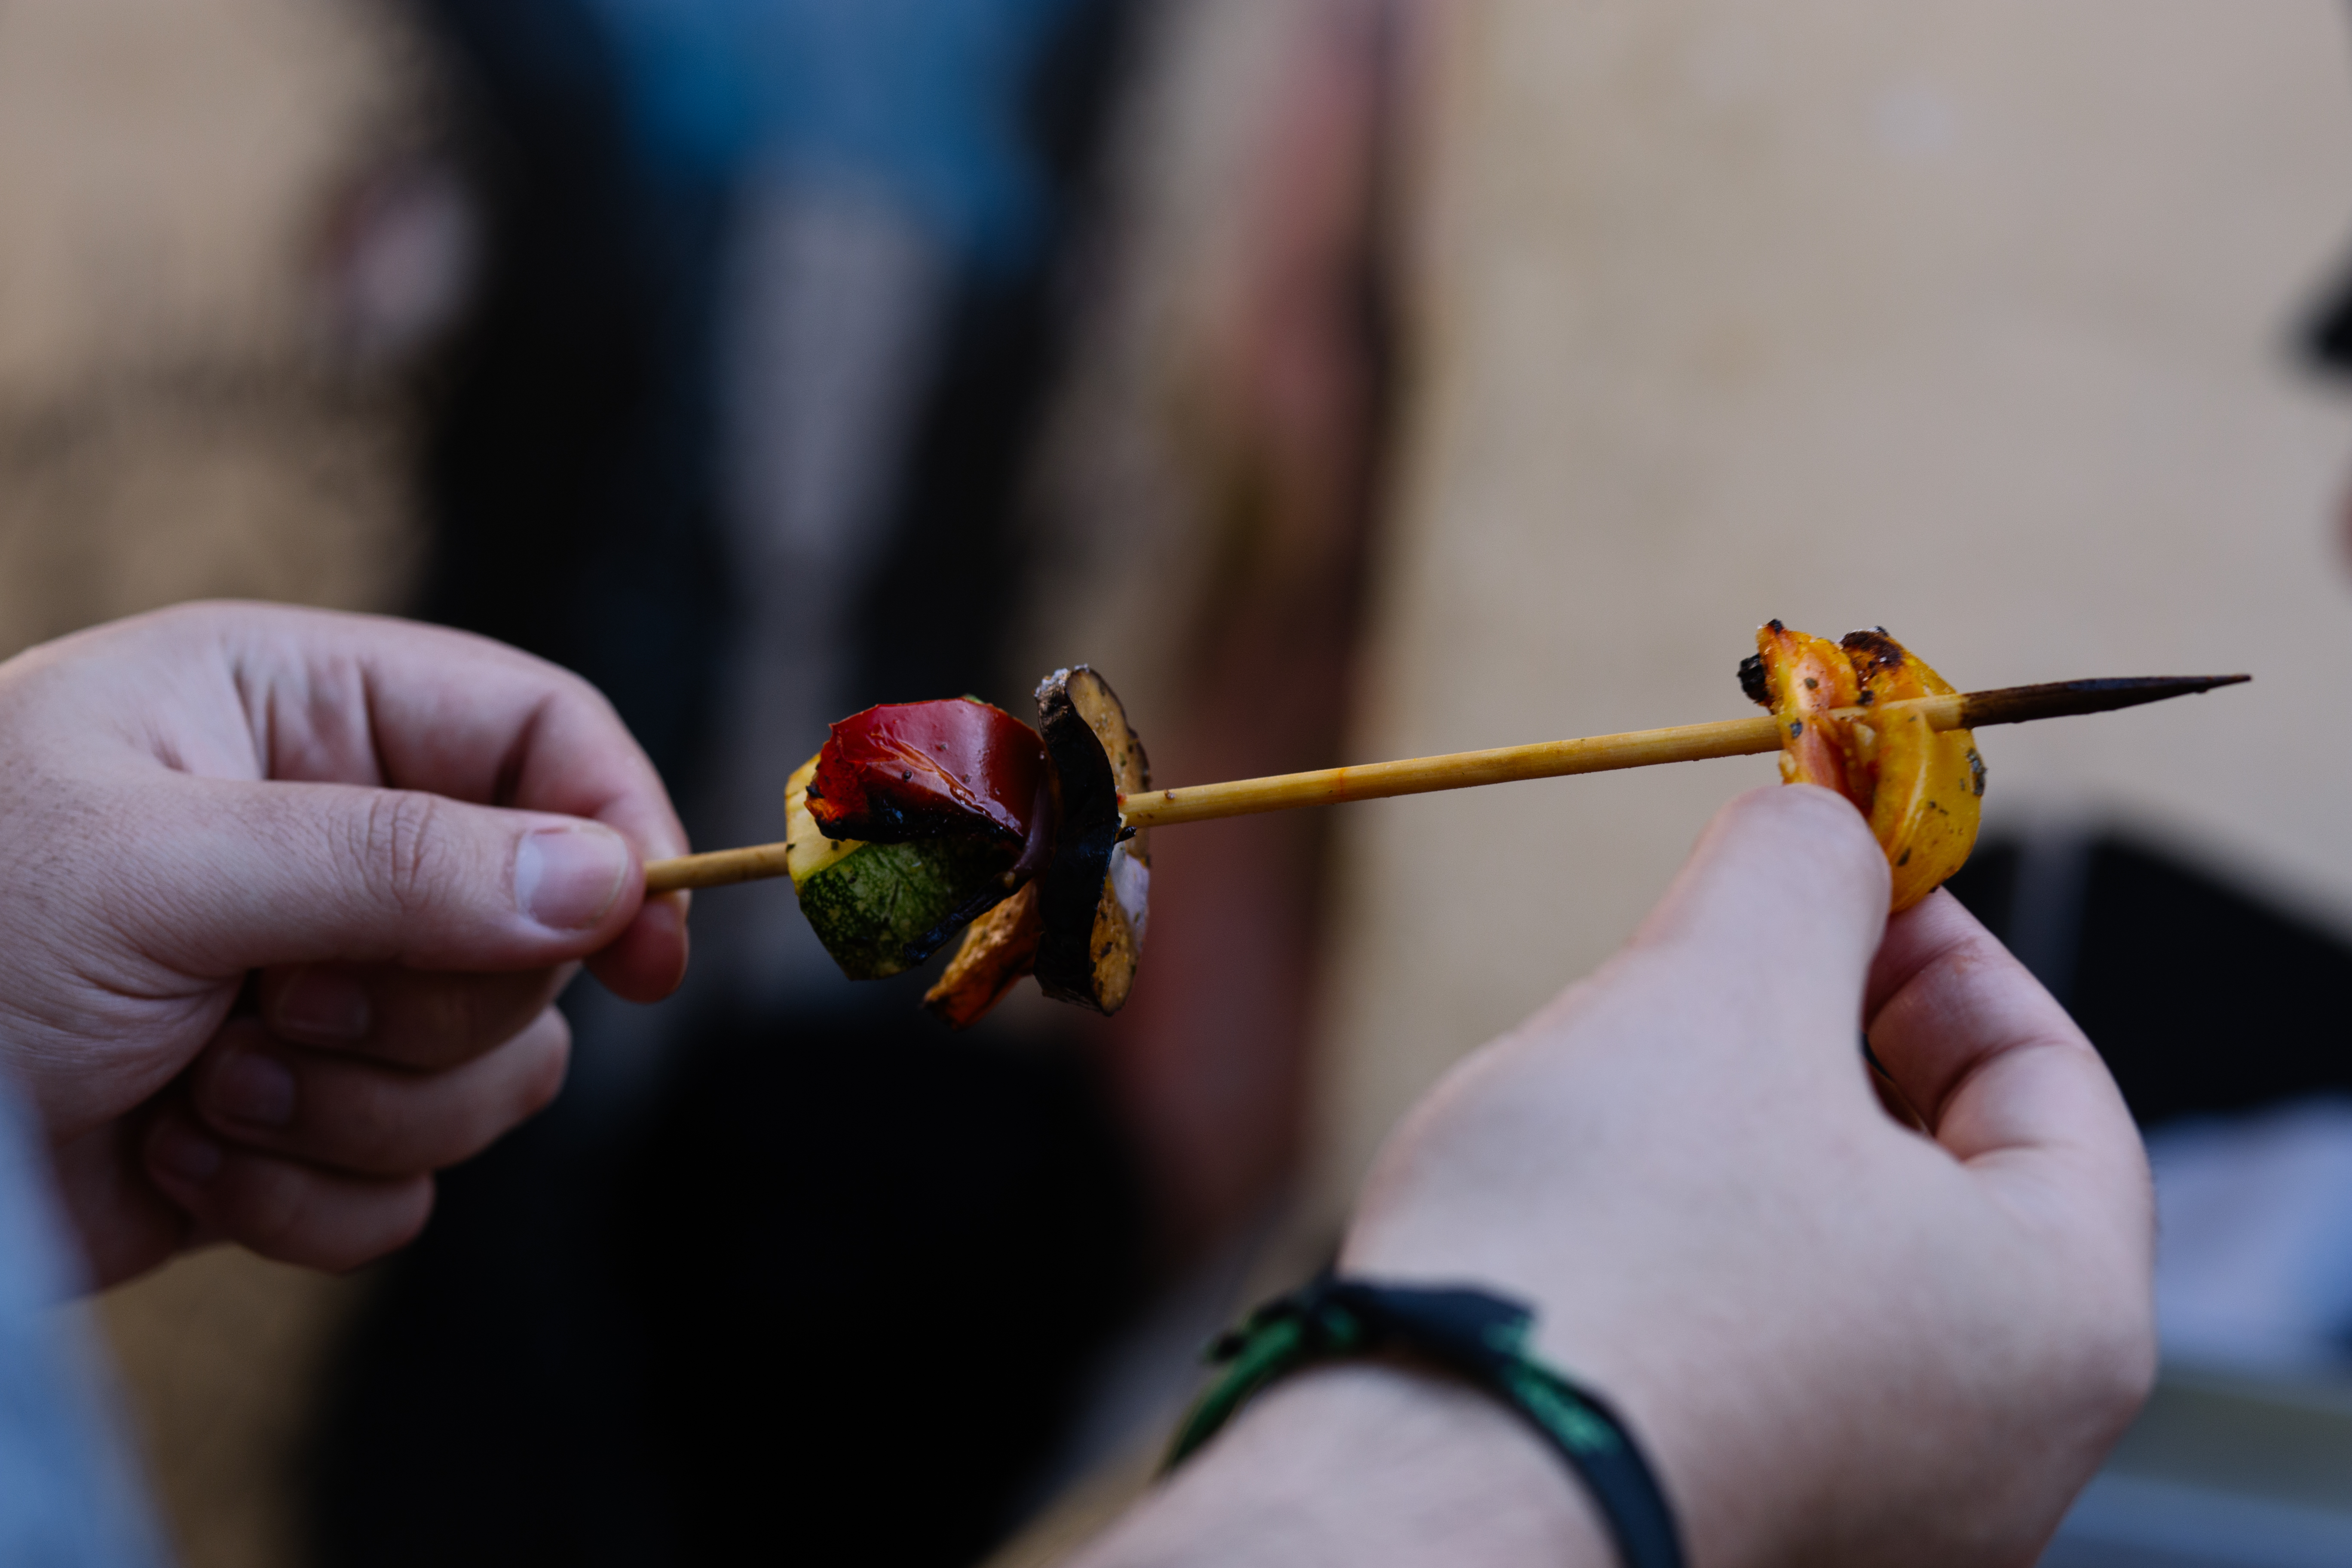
1165,1273 -> 1684,1568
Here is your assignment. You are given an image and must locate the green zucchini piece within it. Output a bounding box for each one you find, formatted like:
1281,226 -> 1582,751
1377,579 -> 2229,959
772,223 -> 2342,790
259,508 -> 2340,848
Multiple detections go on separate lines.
784,754 -> 1020,980
1033,667 -> 1151,1013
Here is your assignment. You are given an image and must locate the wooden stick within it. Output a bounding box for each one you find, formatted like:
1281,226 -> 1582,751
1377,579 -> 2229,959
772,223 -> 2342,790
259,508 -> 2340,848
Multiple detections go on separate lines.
1121,674 -> 2245,829
644,840 -> 793,896
641,674 -> 2245,893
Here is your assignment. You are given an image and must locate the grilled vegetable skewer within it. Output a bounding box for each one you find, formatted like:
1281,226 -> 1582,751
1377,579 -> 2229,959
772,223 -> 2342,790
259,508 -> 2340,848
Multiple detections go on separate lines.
645,672 -> 2244,894
638,649 -> 2245,1030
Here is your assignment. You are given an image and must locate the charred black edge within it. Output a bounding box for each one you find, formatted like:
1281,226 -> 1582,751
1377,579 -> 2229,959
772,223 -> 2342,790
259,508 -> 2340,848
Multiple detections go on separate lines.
1737,653 -> 1770,709
1838,627 -> 1904,677
815,797 -> 1024,846
804,698 -> 1044,845
1957,674 -> 2250,728
1032,671 -> 1122,1011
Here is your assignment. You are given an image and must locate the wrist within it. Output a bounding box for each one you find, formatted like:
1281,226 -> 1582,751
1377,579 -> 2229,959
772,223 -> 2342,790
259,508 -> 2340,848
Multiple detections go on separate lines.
1079,1360 -> 1612,1568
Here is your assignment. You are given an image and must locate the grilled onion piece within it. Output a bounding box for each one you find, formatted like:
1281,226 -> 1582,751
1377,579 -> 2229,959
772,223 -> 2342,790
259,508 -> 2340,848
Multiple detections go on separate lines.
923,882 -> 1045,1028
1746,620 -> 1860,796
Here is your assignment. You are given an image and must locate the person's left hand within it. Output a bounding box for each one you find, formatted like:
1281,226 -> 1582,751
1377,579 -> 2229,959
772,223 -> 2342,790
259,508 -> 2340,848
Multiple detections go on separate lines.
1079,787 -> 2151,1568
0,603 -> 689,1286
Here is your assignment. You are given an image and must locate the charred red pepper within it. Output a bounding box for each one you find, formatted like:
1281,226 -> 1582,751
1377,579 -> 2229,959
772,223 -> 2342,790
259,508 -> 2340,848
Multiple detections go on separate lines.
806,698 -> 1051,846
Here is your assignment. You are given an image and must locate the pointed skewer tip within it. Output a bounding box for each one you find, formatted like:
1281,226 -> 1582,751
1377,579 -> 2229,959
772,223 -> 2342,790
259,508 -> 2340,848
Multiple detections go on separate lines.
1957,673 -> 2251,728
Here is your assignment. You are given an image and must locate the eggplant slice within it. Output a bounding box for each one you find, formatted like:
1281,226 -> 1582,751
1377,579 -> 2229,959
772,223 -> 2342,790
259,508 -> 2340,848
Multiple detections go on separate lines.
1033,666 -> 1152,1013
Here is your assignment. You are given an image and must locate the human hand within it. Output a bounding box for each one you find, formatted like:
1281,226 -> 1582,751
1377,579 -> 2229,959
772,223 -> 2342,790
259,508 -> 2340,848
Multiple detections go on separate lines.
1084,786 -> 2153,1567
0,603 -> 688,1286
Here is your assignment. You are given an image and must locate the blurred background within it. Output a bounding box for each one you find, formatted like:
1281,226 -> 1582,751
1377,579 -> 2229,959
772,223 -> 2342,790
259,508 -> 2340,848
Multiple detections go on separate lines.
10,0 -> 2352,1564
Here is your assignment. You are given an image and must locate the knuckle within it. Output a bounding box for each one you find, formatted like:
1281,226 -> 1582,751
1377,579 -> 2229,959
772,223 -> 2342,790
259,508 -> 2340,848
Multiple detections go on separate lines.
349,791 -> 446,917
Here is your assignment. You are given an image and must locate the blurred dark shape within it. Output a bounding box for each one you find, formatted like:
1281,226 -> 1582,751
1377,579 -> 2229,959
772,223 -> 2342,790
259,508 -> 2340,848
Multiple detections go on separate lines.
310,1 -> 1160,1564
405,0 -> 735,786
619,1010 -> 1142,1564
312,1005 -> 1141,1566
2303,280 -> 2352,380
1947,834 -> 2352,1128
310,0 -> 1410,1552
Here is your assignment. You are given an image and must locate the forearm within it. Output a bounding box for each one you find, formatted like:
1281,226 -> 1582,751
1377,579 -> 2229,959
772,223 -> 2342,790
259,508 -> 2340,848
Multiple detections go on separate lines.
1072,1361 -> 1611,1568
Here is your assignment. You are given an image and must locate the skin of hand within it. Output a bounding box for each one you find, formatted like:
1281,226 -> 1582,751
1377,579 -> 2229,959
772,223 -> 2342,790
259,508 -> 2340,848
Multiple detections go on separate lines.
1079,785 -> 2155,1568
0,603 -> 689,1288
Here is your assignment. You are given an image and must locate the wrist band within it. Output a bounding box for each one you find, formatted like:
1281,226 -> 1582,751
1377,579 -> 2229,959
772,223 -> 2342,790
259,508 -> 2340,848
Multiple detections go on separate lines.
1165,1272 -> 1685,1568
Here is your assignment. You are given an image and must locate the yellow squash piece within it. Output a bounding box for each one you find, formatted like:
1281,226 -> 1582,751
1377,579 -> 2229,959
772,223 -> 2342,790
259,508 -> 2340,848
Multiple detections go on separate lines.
1747,623 -> 1986,912
1837,629 -> 1984,913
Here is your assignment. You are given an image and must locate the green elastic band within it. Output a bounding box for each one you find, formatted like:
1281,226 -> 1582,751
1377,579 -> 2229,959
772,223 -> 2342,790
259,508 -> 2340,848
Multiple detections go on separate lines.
1163,1273 -> 1684,1568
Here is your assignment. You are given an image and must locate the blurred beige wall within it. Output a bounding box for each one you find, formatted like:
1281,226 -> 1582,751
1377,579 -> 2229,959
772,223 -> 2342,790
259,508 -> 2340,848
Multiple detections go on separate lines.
0,0 -> 428,657
0,2 -> 434,1565
1317,0 -> 2352,1204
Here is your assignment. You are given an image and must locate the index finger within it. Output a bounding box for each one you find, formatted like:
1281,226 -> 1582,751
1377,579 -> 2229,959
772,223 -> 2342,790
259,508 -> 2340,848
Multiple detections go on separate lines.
219,607 -> 690,1000
212,608 -> 686,860
1864,890 -> 2144,1191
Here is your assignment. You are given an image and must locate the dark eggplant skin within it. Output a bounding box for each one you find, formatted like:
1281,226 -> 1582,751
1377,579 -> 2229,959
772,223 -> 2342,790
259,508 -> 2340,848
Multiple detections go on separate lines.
1033,666 -> 1150,1012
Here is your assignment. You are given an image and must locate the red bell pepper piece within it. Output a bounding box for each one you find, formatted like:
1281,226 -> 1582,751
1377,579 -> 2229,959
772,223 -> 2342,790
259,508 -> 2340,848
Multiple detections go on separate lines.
806,698 -> 1050,845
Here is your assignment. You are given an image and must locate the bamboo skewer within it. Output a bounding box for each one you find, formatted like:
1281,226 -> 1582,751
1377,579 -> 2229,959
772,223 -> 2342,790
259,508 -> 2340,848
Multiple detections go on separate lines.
641,674 -> 2246,894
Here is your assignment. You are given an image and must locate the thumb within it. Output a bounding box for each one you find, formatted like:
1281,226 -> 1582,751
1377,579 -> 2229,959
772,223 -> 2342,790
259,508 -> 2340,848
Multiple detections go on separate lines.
1618,784 -> 1891,1058
127,777 -> 646,975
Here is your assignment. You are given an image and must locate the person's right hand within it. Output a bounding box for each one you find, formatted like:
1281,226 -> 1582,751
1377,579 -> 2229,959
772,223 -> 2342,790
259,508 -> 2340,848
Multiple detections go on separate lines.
0,603 -> 689,1287
1083,786 -> 2154,1567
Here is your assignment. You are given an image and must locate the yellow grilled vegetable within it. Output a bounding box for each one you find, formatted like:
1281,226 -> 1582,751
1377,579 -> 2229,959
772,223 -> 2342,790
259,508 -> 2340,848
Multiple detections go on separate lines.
1746,624 -> 1986,912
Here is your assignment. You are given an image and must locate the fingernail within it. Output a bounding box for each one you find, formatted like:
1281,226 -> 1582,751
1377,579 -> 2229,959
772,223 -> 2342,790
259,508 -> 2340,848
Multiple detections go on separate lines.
150,1119 -> 223,1186
207,1050 -> 297,1130
515,826 -> 630,933
270,967 -> 369,1043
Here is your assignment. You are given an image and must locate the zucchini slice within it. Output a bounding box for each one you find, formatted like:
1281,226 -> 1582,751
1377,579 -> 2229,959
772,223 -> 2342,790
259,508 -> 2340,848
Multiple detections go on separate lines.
784,753 -> 1022,980
1033,666 -> 1152,1014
